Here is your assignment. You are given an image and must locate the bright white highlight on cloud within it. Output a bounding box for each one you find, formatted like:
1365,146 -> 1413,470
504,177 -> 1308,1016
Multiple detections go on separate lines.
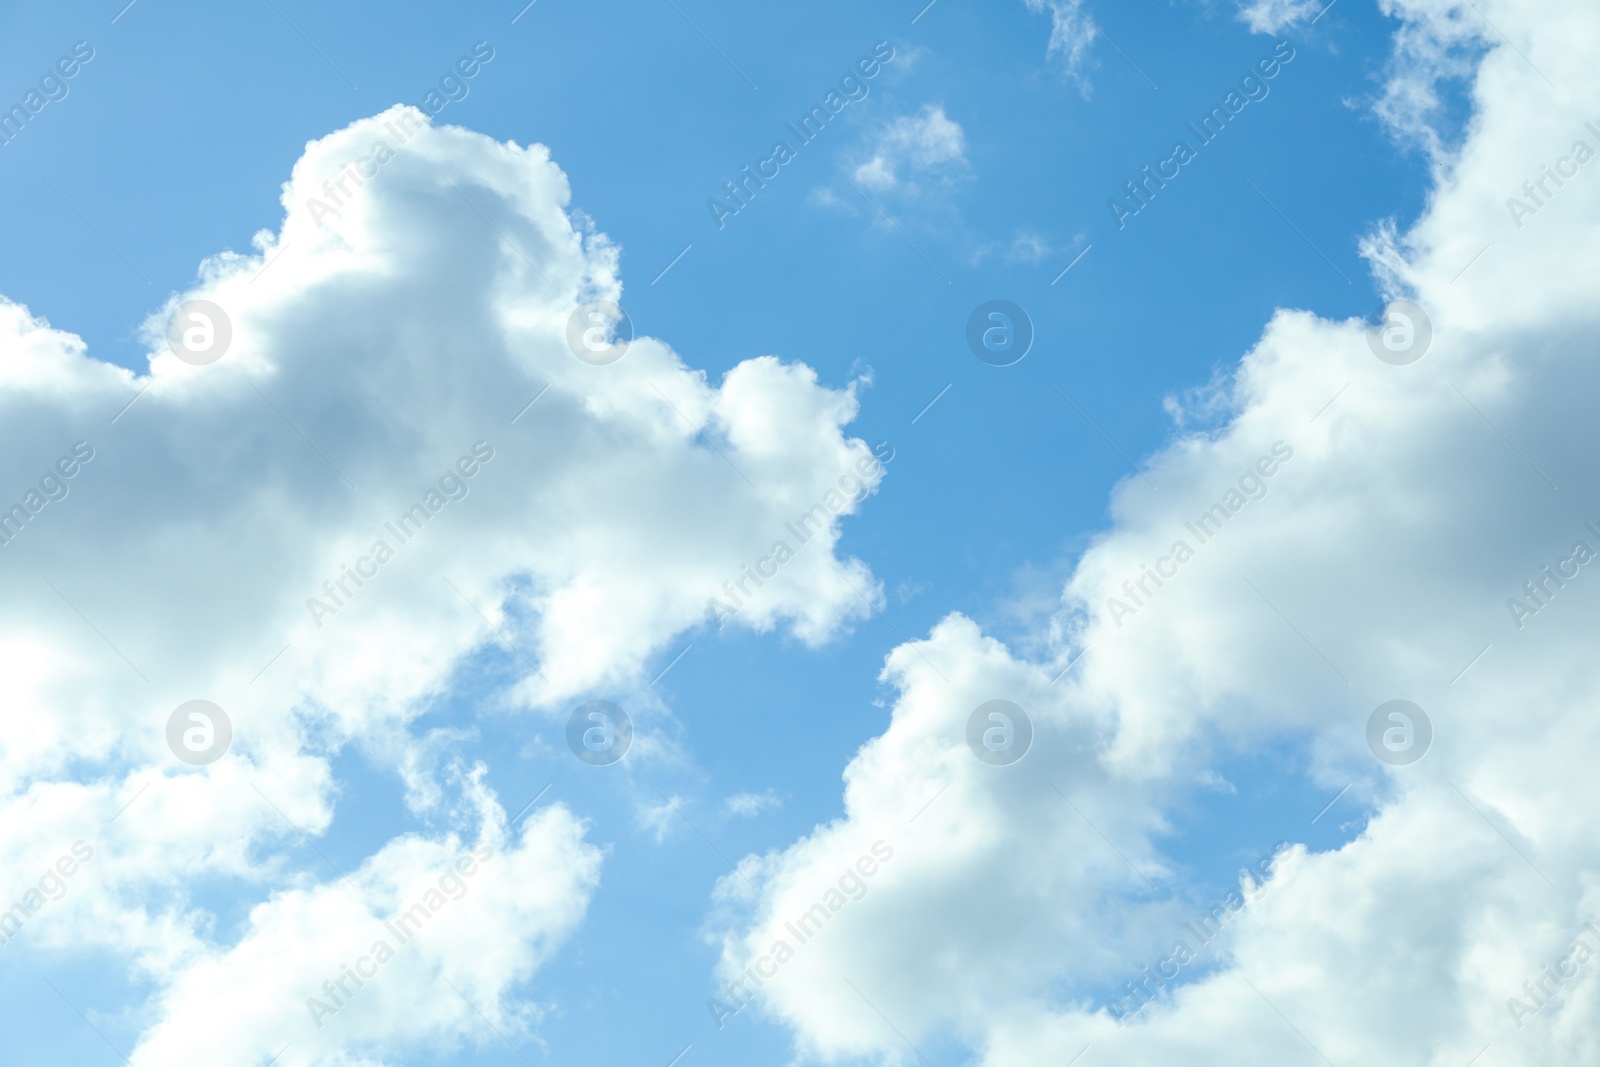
715,0 -> 1600,1063
0,104 -> 887,1062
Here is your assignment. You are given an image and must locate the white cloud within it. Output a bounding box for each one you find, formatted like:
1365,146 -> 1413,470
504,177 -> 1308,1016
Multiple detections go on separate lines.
639,793 -> 684,842
1236,0 -> 1322,33
1023,0 -> 1100,88
1006,231 -> 1053,264
0,104 -> 889,1057
127,780 -> 600,1067
851,105 -> 968,193
972,229 -> 1058,267
808,186 -> 851,212
713,0 -> 1600,1063
1371,0 -> 1499,160
725,790 -> 782,817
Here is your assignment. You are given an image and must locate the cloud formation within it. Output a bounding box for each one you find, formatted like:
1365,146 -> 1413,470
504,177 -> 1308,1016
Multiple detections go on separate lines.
714,0 -> 1600,1063
1023,0 -> 1101,87
1236,0 -> 1322,34
852,105 -> 969,193
0,105 -> 888,1061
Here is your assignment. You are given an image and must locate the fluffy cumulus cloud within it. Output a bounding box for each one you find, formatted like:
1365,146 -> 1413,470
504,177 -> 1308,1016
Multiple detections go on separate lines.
128,780 -> 600,1067
713,0 -> 1600,1063
0,105 -> 886,1060
852,105 -> 968,193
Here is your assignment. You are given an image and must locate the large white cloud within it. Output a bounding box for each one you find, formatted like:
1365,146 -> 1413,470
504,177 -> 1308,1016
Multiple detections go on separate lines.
0,105 -> 888,1060
126,775 -> 601,1067
713,0 -> 1600,1063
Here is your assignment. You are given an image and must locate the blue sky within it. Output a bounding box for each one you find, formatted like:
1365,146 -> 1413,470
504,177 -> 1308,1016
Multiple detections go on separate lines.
2,0 -> 1595,1065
